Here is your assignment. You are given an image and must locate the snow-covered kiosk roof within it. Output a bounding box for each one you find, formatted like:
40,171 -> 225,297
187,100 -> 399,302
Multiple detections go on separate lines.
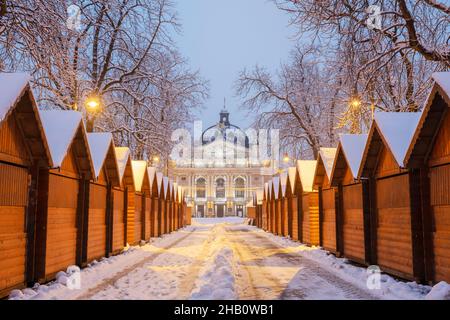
313,147 -> 337,189
267,180 -> 273,200
0,72 -> 51,167
131,160 -> 150,193
115,147 -> 135,190
156,172 -> 164,197
40,110 -> 94,179
287,167 -> 298,194
272,176 -> 281,200
264,182 -> 269,201
359,112 -> 421,178
147,167 -> 157,196
163,177 -> 170,199
279,171 -> 289,197
330,134 -> 368,186
296,160 -> 317,193
87,133 -> 120,186
405,72 -> 450,168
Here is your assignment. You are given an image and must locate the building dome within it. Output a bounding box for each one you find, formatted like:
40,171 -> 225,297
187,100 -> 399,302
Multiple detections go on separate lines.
201,109 -> 249,147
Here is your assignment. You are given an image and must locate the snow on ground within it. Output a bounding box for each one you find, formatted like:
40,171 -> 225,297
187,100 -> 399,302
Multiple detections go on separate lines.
9,219 -> 449,300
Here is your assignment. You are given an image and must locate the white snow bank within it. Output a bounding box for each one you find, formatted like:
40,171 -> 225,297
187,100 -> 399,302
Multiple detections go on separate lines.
426,281 -> 450,300
375,112 -> 421,167
40,110 -> 83,167
0,72 -> 31,122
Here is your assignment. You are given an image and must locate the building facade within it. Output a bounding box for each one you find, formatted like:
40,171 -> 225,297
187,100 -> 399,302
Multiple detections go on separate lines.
169,109 -> 274,217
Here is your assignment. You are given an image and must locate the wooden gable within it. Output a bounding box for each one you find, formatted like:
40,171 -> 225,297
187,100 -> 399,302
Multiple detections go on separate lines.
406,74 -> 450,168
0,86 -> 50,167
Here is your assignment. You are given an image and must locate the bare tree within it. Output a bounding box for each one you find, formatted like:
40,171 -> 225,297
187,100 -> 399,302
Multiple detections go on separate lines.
0,0 -> 208,158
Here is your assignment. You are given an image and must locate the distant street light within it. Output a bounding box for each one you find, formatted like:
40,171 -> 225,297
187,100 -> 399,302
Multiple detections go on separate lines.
283,154 -> 291,164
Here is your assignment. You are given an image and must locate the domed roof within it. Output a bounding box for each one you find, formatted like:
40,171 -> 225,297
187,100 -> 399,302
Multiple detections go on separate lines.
202,109 -> 249,147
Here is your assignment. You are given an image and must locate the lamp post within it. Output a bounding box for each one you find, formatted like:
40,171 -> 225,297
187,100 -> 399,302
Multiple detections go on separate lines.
85,95 -> 100,133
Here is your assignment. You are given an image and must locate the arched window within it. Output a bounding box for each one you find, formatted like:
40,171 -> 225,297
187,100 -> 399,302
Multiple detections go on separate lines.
235,177 -> 245,198
216,178 -> 225,198
196,178 -> 206,198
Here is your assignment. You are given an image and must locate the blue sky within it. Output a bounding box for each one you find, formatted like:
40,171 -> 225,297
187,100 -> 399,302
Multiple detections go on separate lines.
173,0 -> 296,130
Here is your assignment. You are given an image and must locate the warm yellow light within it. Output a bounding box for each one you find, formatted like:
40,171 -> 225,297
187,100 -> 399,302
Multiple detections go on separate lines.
153,156 -> 160,163
283,154 -> 290,163
86,97 -> 100,112
350,98 -> 361,108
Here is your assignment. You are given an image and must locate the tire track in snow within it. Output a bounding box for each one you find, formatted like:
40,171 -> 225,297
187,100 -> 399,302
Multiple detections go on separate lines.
227,226 -> 378,300
75,227 -> 199,300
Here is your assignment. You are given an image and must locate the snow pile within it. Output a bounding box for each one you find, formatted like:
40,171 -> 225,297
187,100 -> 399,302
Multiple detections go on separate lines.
426,281 -> 450,300
190,225 -> 237,300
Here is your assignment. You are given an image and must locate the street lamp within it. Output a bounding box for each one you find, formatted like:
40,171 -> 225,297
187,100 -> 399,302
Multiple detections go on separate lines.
85,95 -> 100,132
350,97 -> 361,109
283,153 -> 291,164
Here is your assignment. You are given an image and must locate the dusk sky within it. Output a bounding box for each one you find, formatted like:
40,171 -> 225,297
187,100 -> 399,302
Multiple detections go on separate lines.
174,0 -> 296,130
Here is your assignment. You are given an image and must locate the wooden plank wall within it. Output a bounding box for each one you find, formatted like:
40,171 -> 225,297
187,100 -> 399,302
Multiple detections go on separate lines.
290,196 -> 299,241
342,183 -> 365,263
429,164 -> 450,282
145,196 -> 151,240
87,183 -> 107,262
376,174 -> 413,277
112,189 -> 125,253
321,188 -> 337,253
302,193 -> 319,245
127,193 -> 142,245
276,199 -> 282,235
428,110 -> 450,283
45,174 -> 78,277
281,198 -> 288,236
0,163 -> 28,294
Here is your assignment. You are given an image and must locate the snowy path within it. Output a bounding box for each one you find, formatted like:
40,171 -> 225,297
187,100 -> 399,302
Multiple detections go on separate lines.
11,218 -> 436,300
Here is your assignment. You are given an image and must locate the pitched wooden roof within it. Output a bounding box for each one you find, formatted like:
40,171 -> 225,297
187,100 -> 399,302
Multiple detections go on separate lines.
87,133 -> 120,186
40,110 -> 94,179
313,147 -> 337,189
359,113 -> 420,178
330,134 -> 368,185
296,160 -> 317,192
115,147 -> 134,190
131,160 -> 150,193
405,72 -> 450,168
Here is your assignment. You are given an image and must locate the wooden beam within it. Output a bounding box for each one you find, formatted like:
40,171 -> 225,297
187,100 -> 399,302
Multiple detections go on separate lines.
318,187 -> 324,247
409,169 -> 426,283
141,193 -> 146,241
34,169 -> 50,282
335,185 -> 344,257
368,177 -> 378,265
123,188 -> 128,246
105,183 -> 113,257
362,179 -> 373,265
420,167 -> 435,284
25,164 -> 39,285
